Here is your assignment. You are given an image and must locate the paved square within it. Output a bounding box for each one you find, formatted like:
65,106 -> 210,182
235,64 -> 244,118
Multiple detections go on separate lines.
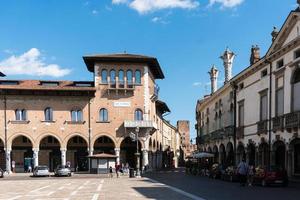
0,175 -> 198,200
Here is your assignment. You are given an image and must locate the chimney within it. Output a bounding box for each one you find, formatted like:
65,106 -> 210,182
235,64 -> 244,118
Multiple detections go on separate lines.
220,47 -> 235,84
250,45 -> 260,65
271,27 -> 279,42
208,65 -> 219,94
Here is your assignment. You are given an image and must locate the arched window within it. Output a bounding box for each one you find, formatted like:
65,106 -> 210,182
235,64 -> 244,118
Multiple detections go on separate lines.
134,109 -> 143,121
71,110 -> 83,122
293,68 -> 300,111
135,70 -> 141,84
119,70 -> 124,88
101,69 -> 108,84
99,108 -> 108,122
110,70 -> 116,83
15,109 -> 27,121
126,70 -> 133,87
44,107 -> 53,121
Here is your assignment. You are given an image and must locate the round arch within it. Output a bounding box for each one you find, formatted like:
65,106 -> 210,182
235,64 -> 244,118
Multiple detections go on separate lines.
289,138 -> 300,175
39,135 -> 62,171
258,142 -> 269,167
92,133 -> 117,149
213,145 -> 219,163
93,135 -> 116,155
225,142 -> 234,166
149,138 -> 153,152
247,142 -> 256,166
36,133 -> 62,148
237,143 -> 246,164
153,139 -> 156,151
120,137 -> 142,169
63,133 -> 89,149
11,134 -> 33,172
66,135 -> 89,171
273,140 -> 286,169
207,146 -> 212,153
8,133 -> 35,149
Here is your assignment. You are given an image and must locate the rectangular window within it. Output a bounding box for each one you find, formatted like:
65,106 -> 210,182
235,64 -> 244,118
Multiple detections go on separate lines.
239,83 -> 244,90
40,81 -> 59,86
293,82 -> 300,111
276,77 -> 284,116
276,59 -> 284,69
276,88 -> 284,116
71,110 -> 83,122
0,81 -> 19,85
260,92 -> 268,121
238,101 -> 244,127
261,69 -> 268,78
295,49 -> 300,59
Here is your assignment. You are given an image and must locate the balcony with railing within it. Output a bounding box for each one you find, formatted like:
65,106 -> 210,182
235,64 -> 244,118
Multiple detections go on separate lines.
285,112 -> 300,130
272,115 -> 285,132
150,84 -> 160,100
225,126 -> 234,138
203,134 -> 211,143
257,120 -> 268,135
107,80 -> 135,91
210,129 -> 224,141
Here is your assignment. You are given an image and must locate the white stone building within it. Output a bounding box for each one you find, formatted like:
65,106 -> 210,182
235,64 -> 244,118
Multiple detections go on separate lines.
196,4 -> 300,177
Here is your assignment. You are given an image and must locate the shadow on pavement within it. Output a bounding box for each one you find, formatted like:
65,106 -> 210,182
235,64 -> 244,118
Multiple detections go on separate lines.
132,187 -> 191,200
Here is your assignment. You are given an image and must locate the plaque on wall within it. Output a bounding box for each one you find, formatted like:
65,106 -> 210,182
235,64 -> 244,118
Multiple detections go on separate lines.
113,102 -> 131,107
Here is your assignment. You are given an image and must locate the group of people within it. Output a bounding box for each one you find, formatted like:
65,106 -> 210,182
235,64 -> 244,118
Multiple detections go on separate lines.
237,159 -> 255,186
109,163 -> 130,178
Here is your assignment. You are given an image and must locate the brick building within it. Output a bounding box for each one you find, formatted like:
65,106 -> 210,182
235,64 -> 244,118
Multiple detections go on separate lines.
0,53 -> 181,173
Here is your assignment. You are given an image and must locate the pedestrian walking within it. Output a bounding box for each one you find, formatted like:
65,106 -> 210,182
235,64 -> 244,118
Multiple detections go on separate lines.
115,164 -> 120,178
11,161 -> 15,173
248,165 -> 255,186
109,166 -> 113,178
237,158 -> 248,186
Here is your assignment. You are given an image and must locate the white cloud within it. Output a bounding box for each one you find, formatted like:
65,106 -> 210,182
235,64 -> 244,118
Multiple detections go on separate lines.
112,0 -> 128,4
92,9 -> 99,15
0,48 -> 71,78
151,16 -> 169,24
209,0 -> 244,8
112,0 -> 199,14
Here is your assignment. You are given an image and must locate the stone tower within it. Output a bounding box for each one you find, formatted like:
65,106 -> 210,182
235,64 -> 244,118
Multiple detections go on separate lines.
250,45 -> 260,65
208,65 -> 219,94
220,47 -> 235,84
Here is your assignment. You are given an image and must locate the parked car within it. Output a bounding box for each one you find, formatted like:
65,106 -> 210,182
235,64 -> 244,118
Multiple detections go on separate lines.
0,168 -> 4,178
253,166 -> 288,187
33,166 -> 50,177
54,165 -> 72,177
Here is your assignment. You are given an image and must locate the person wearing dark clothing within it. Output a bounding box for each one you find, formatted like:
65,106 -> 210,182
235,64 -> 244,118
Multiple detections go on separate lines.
237,159 -> 248,186
109,166 -> 113,178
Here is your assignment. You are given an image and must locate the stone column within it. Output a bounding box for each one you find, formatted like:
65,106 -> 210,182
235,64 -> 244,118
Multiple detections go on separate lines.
142,149 -> 149,169
61,148 -> 67,166
114,148 -> 120,165
5,148 -> 11,174
32,148 -> 39,167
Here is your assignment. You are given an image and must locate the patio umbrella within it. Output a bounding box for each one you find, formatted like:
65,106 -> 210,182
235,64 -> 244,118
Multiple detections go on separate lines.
193,152 -> 214,159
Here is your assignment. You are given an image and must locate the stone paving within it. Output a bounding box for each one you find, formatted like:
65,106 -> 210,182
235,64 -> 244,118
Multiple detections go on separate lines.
0,174 -> 198,200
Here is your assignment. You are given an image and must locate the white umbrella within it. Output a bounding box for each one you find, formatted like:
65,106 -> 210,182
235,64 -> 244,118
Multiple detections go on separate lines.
193,152 -> 214,159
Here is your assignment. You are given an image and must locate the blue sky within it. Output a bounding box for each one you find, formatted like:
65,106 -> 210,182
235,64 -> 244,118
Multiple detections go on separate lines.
0,0 -> 298,140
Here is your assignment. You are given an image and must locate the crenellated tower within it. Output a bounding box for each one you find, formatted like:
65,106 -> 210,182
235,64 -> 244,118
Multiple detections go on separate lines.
220,47 -> 235,84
